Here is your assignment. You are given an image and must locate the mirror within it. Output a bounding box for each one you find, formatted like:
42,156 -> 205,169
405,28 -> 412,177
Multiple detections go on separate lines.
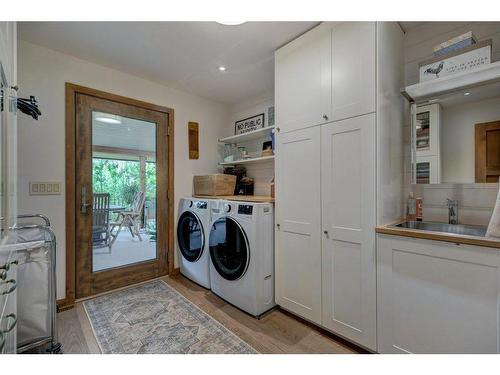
412,81 -> 500,184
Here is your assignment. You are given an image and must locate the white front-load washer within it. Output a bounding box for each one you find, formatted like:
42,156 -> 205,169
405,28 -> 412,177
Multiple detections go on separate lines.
177,197 -> 215,289
209,199 -> 276,317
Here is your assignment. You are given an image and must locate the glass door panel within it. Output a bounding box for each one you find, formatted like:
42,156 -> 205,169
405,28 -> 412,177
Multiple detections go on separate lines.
91,111 -> 157,272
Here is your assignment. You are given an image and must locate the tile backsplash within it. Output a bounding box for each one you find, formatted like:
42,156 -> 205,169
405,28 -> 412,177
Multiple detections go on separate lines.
412,183 -> 499,226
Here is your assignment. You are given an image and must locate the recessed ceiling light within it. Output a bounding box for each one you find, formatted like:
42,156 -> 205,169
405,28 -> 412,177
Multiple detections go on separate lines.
95,114 -> 122,124
218,65 -> 227,72
464,92 -> 471,96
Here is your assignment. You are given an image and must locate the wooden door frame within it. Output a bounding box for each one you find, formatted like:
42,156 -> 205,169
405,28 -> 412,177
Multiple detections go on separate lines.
59,83 -> 174,311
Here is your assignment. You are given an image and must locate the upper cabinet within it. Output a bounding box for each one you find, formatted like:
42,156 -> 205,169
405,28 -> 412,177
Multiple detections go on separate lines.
275,26 -> 332,134
275,22 -> 377,134
331,22 -> 376,122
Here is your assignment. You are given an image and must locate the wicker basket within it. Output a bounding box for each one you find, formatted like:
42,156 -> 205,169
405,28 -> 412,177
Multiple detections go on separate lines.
193,174 -> 236,196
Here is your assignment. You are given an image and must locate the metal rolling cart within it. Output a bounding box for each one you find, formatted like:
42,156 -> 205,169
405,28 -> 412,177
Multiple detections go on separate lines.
11,214 -> 61,353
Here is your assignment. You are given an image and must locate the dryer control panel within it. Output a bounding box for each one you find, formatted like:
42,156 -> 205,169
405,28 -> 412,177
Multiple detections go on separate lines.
238,204 -> 253,215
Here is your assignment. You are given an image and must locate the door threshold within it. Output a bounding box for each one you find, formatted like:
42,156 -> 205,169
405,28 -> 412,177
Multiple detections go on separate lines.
75,274 -> 168,304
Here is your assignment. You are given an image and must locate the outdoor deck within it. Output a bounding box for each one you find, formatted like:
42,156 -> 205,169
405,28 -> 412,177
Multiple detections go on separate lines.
92,229 -> 156,272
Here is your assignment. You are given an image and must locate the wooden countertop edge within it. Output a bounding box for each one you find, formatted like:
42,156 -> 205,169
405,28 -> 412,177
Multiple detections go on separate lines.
192,195 -> 275,203
376,220 -> 500,249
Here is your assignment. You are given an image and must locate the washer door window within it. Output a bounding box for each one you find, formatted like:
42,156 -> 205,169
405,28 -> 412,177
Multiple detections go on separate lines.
209,217 -> 250,280
177,211 -> 204,262
209,217 -> 249,281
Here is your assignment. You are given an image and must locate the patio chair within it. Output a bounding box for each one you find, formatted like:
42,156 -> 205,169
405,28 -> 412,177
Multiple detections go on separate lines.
110,191 -> 146,245
92,193 -> 112,251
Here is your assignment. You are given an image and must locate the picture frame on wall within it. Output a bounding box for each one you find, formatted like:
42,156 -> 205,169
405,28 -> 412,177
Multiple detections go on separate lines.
234,113 -> 265,135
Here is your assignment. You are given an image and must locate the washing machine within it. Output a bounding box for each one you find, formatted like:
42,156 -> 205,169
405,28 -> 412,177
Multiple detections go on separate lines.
209,199 -> 276,317
177,197 -> 216,289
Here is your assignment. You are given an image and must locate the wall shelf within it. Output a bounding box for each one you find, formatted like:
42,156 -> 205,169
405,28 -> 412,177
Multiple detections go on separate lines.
219,126 -> 274,144
402,61 -> 500,103
219,155 -> 275,166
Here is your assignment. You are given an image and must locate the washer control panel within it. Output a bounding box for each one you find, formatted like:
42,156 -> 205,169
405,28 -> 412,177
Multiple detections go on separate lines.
238,204 -> 253,215
195,201 -> 208,209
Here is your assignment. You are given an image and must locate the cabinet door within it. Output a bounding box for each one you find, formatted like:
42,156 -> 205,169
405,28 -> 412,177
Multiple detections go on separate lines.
275,26 -> 331,134
415,155 -> 441,184
377,235 -> 500,354
275,126 -> 322,324
321,113 -> 377,350
331,22 -> 376,122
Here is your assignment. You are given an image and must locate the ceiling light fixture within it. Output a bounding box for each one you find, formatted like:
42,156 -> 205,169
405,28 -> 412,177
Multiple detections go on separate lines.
218,65 -> 227,72
464,92 -> 471,96
95,114 -> 122,124
216,21 -> 246,26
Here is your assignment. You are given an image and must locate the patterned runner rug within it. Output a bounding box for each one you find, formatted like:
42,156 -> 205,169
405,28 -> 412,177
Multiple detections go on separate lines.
84,280 -> 257,354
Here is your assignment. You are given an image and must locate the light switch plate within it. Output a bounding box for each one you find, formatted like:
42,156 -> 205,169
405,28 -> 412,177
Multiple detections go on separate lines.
30,182 -> 61,195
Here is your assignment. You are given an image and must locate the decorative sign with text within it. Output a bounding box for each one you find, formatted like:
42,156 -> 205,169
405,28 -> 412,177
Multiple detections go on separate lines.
234,113 -> 265,135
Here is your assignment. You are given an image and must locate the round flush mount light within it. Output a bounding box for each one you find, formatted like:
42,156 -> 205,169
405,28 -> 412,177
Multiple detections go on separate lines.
464,92 -> 471,96
216,21 -> 246,26
95,113 -> 122,124
218,65 -> 227,72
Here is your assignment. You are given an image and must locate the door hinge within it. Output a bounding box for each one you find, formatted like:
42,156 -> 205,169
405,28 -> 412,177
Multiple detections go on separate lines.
167,126 -> 170,136
167,190 -> 170,201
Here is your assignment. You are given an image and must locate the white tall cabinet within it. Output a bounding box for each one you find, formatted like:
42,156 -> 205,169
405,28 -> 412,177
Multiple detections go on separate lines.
275,127 -> 322,324
320,113 -> 377,349
0,22 -> 18,354
274,22 -> 403,351
0,22 -> 17,242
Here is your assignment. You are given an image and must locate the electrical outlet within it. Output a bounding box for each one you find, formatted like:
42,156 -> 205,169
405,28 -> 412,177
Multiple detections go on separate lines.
30,182 -> 61,196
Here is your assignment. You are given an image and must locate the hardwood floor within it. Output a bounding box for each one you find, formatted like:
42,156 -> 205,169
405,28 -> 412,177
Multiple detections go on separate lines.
57,275 -> 364,354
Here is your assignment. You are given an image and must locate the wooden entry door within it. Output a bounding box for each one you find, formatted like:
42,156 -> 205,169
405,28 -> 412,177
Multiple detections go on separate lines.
72,87 -> 172,299
475,121 -> 500,183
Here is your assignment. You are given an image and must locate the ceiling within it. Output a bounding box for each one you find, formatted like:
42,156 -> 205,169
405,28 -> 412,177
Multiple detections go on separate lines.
18,22 -> 318,104
398,22 -> 427,33
92,112 -> 156,153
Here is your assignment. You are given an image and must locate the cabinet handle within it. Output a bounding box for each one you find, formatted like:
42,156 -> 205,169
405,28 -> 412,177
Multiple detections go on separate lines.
0,270 -> 6,281
323,114 -> 329,121
0,313 -> 17,333
323,230 -> 329,235
276,127 -> 280,132
1,279 -> 16,295
276,223 -> 281,229
0,331 -> 4,353
0,260 -> 18,272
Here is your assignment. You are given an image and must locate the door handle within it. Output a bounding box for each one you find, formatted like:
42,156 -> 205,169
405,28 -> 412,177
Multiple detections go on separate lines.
81,186 -> 91,214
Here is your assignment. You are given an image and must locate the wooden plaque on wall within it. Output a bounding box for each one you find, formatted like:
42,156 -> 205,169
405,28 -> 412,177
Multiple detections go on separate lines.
188,121 -> 199,160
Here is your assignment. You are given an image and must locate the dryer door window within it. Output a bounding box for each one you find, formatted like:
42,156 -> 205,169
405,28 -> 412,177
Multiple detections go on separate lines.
209,217 -> 249,281
177,211 -> 205,262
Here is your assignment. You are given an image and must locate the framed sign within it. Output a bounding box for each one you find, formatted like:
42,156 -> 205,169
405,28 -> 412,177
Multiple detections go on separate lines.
234,113 -> 265,135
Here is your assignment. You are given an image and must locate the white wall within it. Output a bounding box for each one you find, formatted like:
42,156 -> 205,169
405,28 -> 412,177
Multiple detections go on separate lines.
225,90 -> 275,196
17,40 -> 231,299
403,22 -> 500,224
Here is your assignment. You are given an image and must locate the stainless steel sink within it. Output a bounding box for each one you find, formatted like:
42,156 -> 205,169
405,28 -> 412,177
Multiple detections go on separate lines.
392,221 -> 487,237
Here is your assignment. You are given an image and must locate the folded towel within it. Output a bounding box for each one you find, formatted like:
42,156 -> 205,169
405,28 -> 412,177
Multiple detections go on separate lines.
486,184 -> 500,238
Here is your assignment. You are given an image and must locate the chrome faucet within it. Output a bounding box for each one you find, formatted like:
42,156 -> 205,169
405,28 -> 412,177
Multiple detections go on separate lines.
446,198 -> 459,225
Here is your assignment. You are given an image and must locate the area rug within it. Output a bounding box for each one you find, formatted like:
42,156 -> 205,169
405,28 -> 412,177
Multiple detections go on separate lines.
83,280 -> 257,354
